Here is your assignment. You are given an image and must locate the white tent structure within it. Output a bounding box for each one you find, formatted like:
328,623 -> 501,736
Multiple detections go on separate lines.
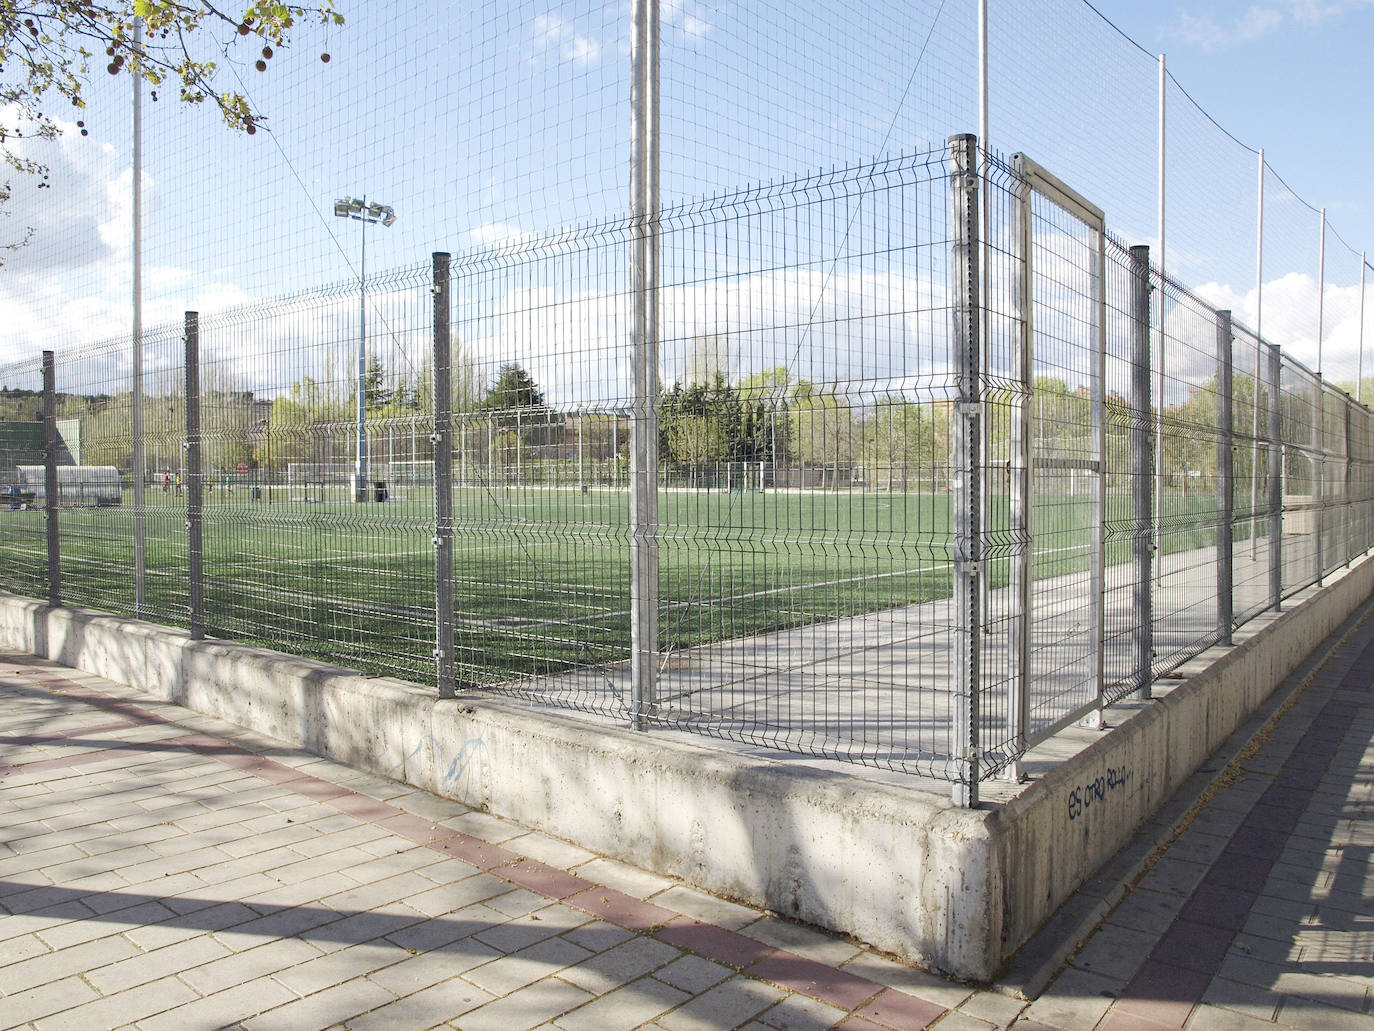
17,466 -> 123,507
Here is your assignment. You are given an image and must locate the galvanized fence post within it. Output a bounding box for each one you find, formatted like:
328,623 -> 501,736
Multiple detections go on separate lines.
185,312 -> 204,640
42,350 -> 60,608
1006,154 -> 1033,778
949,133 -> 982,807
432,252 -> 456,700
1216,310 -> 1233,645
1315,375 -> 1324,586
1129,246 -> 1153,698
1088,227 -> 1108,726
1268,344 -> 1283,610
629,0 -> 661,730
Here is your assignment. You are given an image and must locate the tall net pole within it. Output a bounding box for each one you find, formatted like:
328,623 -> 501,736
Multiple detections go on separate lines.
629,0 -> 660,730
132,17 -> 146,617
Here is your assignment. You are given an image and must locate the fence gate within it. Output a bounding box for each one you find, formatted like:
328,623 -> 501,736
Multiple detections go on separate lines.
1003,154 -> 1109,777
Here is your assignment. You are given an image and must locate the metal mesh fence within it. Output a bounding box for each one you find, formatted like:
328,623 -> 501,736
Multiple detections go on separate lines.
3,1 -> 1374,803
3,142 -> 1374,801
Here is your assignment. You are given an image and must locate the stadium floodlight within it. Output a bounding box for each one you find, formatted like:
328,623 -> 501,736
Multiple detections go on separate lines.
333,194 -> 397,501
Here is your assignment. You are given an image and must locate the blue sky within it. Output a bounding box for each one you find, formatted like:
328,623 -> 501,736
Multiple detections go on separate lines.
1092,0 -> 1372,249
0,0 -> 1369,389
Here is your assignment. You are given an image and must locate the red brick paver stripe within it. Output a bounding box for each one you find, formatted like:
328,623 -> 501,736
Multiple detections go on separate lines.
3,664 -> 955,1029
653,916 -> 778,968
834,1018 -> 896,1031
853,987 -> 947,1030
427,830 -> 517,870
565,886 -> 678,931
498,857 -> 593,900
375,810 -> 444,843
747,949 -> 886,1010
328,792 -> 404,822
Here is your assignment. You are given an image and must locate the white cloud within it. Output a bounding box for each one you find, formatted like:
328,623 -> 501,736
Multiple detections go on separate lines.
662,0 -> 713,41
1173,0 -> 1372,50
1192,271 -> 1370,385
532,14 -> 602,67
468,222 -> 535,250
0,111 -> 258,370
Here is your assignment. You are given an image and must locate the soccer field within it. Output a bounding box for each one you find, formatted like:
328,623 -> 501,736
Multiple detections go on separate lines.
0,485 -> 1231,686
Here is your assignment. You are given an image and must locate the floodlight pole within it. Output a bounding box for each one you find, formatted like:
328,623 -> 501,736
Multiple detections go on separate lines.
334,195 -> 396,501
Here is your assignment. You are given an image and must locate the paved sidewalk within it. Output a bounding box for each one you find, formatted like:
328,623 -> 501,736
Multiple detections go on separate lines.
3,606 -> 1374,1031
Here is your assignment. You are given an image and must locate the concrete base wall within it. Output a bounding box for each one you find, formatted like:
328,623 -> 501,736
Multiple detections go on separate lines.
3,554 -> 1370,981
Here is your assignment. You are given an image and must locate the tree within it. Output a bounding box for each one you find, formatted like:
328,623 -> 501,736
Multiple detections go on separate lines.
362,355 -> 390,408
737,366 -> 795,465
659,373 -> 750,472
482,363 -> 548,427
1,1 -> 343,253
480,362 -> 557,465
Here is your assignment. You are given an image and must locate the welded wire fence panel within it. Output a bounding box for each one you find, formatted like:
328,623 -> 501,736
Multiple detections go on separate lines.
1102,237 -> 1146,695
1231,325 -> 1275,626
978,161 -> 1029,772
193,274 -> 439,684
649,151 -> 962,775
136,323 -> 193,628
1151,278 -> 1224,676
1352,404 -> 1374,572
1022,185 -> 1100,736
444,224 -> 634,716
1280,362 -> 1322,597
47,337 -> 142,621
0,357 -> 48,599
1321,386 -> 1348,578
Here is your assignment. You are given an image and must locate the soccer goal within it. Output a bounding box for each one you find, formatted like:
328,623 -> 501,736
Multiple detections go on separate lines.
387,460 -> 432,491
286,462 -> 353,503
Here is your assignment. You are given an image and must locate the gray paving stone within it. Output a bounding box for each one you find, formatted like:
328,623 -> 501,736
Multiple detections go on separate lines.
738,915 -> 864,967
754,992 -> 850,1031
134,975 -> 299,1031
272,940 -> 409,997
463,934 -> 595,995
0,975 -> 100,1028
1019,966 -> 1118,1031
558,936 -> 685,996
342,976 -> 496,1031
1201,976 -> 1284,1023
179,935 -> 325,996
839,951 -> 974,1009
923,1012 -> 998,1031
240,975 -> 395,1031
365,941 -> 500,996
561,919 -> 637,956
653,953 -> 734,994
1067,921 -> 1156,982
1274,995 -> 1374,1030
85,933 -> 231,994
449,975 -> 594,1031
654,973 -> 784,1031
555,975 -> 692,1031
651,885 -> 762,932
957,989 -> 1028,1027
32,974 -> 199,1031
38,900 -> 176,950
